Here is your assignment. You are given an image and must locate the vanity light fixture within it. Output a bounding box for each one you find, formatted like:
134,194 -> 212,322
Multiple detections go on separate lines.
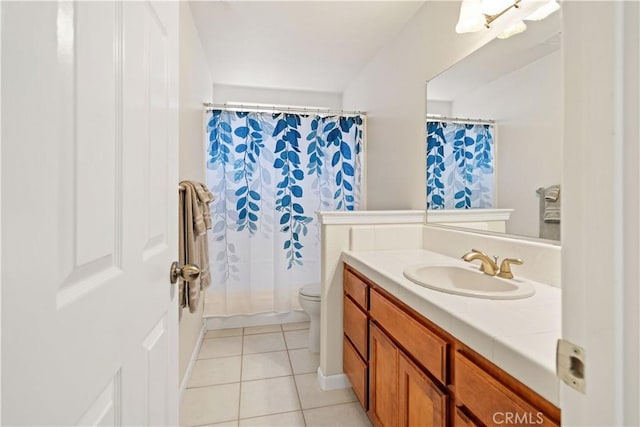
497,20 -> 527,39
455,0 -> 560,39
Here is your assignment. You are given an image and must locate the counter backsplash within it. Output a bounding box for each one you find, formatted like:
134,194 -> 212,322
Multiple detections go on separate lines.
349,224 -> 561,288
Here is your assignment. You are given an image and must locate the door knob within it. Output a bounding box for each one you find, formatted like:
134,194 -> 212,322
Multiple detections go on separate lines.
170,262 -> 200,284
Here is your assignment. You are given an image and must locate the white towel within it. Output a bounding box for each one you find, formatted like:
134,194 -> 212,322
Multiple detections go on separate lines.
179,181 -> 214,313
543,185 -> 561,223
545,186 -> 560,202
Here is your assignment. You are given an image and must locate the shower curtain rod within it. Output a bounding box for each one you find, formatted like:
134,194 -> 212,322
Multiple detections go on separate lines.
203,102 -> 366,117
426,114 -> 494,125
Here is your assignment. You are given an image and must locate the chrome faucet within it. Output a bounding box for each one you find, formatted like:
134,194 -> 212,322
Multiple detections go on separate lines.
462,249 -> 499,276
462,249 -> 524,278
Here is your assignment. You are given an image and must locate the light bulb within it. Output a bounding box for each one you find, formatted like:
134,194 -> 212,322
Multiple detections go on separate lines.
456,0 -> 486,34
497,20 -> 527,39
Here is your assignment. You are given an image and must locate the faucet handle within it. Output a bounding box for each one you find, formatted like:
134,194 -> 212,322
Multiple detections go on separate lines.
470,248 -> 490,258
497,258 -> 524,279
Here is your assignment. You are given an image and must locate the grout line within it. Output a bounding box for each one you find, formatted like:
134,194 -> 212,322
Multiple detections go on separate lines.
284,329 -> 309,351
237,328 -> 245,422
197,346 -> 299,362
302,395 -> 359,412
243,330 -> 288,355
192,354 -> 242,362
205,324 -> 308,336
241,322 -> 283,331
281,326 -> 310,332
303,400 -> 370,424
243,332 -> 283,337
196,354 -> 243,361
184,380 -> 242,391
240,373 -> 295,385
193,326 -> 310,426
237,409 -> 302,422
284,331 -> 307,427
242,347 -> 289,356
191,418 -> 237,427
203,333 -> 243,340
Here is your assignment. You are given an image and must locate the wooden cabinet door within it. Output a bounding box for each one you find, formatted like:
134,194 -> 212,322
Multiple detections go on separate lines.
398,353 -> 448,427
369,323 -> 399,427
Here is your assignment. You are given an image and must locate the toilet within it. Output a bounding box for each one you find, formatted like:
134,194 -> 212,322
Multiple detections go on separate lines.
298,284 -> 321,353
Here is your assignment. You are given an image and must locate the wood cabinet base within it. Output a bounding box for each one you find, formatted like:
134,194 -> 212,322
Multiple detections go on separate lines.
343,264 -> 560,427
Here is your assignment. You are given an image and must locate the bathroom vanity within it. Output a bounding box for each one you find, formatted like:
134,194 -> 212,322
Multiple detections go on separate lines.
341,257 -> 561,427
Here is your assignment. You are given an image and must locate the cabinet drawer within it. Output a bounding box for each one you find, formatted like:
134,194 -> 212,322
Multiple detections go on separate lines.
455,352 -> 558,427
370,289 -> 448,384
343,336 -> 367,409
344,267 -> 368,310
343,296 -> 368,359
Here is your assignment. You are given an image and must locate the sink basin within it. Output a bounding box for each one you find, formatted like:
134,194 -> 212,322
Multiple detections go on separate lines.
403,264 -> 535,300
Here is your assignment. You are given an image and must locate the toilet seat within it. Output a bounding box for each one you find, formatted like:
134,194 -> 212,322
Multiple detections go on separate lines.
299,284 -> 321,299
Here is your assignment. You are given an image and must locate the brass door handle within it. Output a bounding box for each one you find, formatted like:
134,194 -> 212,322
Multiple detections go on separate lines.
170,262 -> 200,284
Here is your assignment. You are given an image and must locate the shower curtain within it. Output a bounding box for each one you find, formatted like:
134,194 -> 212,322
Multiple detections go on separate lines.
427,121 -> 495,210
206,110 -> 364,315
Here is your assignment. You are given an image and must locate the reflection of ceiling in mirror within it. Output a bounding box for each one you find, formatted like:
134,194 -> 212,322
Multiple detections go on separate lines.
428,13 -> 562,102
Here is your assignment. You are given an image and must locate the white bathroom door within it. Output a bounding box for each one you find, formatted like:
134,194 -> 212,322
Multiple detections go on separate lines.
2,1 -> 180,425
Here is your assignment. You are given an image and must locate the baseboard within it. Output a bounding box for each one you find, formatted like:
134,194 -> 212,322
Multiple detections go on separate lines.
317,366 -> 351,391
179,321 -> 206,401
205,310 -> 309,330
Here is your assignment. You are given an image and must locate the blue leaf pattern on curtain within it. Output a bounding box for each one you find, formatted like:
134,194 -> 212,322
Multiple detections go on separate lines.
426,121 -> 494,209
206,110 -> 363,314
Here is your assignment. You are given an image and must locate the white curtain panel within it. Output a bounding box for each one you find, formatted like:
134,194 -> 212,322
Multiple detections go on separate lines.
205,110 -> 364,315
427,121 -> 495,210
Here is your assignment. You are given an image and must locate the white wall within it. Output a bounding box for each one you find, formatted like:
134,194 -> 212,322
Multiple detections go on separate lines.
212,84 -> 342,110
0,3 -> 3,420
178,2 -> 213,385
451,50 -> 562,237
342,1 -> 510,210
426,100 -> 452,117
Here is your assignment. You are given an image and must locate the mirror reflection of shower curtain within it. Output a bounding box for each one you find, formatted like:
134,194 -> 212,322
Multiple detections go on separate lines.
427,121 -> 495,210
205,110 -> 364,315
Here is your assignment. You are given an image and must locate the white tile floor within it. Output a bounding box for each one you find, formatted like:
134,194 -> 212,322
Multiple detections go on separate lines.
181,322 -> 372,427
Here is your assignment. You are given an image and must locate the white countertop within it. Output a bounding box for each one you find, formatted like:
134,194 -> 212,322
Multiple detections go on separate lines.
342,248 -> 561,406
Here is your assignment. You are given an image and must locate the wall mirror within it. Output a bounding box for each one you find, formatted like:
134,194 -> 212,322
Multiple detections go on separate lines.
426,14 -> 562,242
